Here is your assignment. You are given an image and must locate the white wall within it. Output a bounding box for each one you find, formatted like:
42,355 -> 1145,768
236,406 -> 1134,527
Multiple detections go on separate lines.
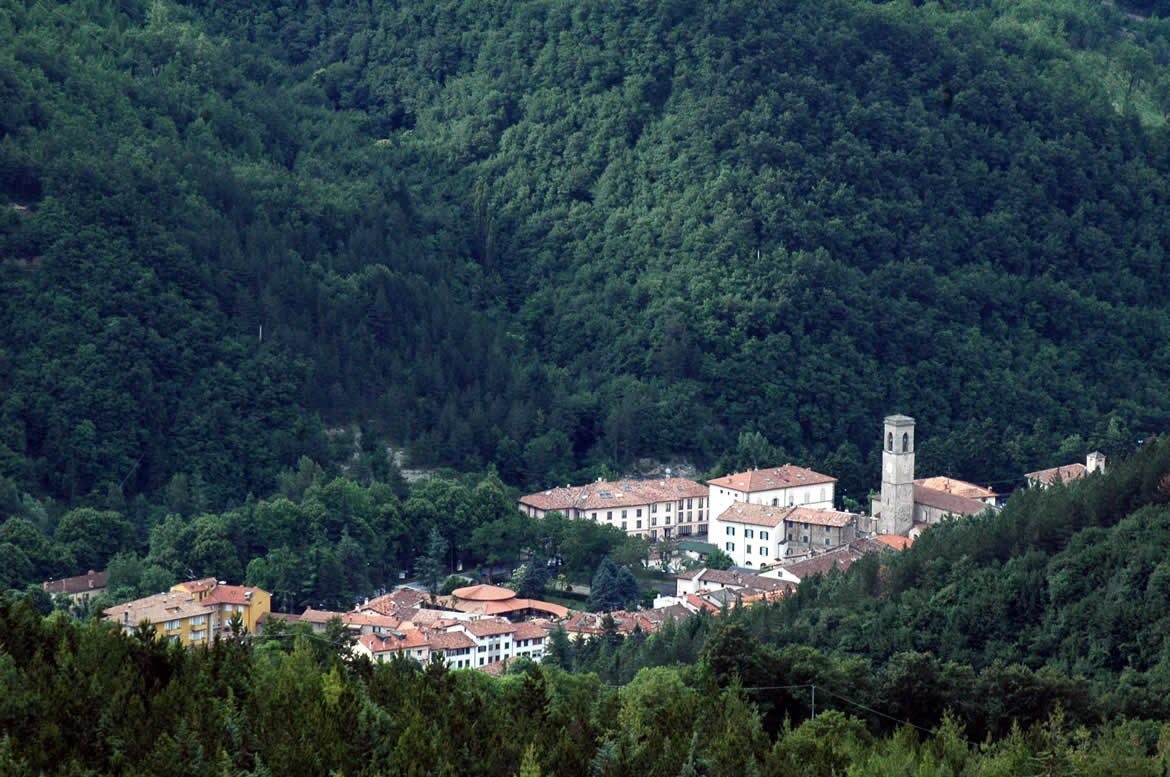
708,482 -> 835,522
709,515 -> 783,568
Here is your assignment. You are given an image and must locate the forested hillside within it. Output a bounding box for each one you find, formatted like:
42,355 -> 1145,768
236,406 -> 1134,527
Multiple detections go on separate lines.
3,0 -> 1170,508
5,443 -> 1170,775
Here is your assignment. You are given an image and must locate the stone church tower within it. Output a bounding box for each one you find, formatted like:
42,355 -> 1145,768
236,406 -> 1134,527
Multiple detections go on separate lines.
877,415 -> 915,536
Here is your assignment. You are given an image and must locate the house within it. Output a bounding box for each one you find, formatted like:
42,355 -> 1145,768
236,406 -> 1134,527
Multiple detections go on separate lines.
707,464 -> 837,520
871,415 -> 996,536
674,567 -> 794,601
778,538 -> 891,583
1026,452 -> 1106,488
518,477 -> 709,540
710,502 -> 860,568
298,608 -> 404,636
352,616 -> 553,669
104,579 -> 271,645
42,569 -> 107,602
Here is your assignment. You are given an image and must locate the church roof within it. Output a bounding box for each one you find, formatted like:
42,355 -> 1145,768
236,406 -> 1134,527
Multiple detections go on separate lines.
913,484 -> 986,516
1025,463 -> 1088,486
914,477 -> 996,500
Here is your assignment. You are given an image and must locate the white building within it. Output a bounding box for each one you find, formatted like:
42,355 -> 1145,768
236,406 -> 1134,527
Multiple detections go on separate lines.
711,502 -> 860,568
518,477 -> 709,540
706,464 -> 837,521
353,617 -> 550,669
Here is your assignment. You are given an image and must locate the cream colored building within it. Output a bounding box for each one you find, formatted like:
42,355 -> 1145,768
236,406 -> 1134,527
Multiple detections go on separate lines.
712,502 -> 860,568
706,464 -> 837,521
105,578 -> 271,645
1026,452 -> 1106,488
519,477 -> 709,539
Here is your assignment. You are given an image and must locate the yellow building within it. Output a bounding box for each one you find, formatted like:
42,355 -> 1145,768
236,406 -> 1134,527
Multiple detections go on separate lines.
104,578 -> 271,645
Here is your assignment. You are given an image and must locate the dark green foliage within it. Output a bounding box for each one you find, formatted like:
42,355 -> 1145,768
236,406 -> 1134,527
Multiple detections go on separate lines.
590,557 -> 640,611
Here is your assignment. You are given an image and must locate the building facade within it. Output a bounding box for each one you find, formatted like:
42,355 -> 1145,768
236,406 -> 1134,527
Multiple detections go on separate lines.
706,465 -> 837,521
711,502 -> 859,568
518,477 -> 709,540
105,579 -> 271,645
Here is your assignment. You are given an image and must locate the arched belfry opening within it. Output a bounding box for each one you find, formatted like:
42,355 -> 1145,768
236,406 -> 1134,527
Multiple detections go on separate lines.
902,432 -> 909,452
887,432 -> 893,451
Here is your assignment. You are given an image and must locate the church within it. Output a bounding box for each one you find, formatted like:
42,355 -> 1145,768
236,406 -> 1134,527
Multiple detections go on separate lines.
870,415 -> 995,537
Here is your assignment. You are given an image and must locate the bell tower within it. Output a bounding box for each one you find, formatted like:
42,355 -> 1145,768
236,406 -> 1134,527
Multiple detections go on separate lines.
878,414 -> 915,535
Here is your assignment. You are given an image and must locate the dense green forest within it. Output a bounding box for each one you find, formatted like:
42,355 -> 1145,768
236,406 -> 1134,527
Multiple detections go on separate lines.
4,441 -> 1170,775
4,0 -> 1170,522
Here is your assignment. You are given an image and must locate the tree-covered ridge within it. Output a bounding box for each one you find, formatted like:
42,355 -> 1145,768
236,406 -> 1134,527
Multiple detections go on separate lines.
179,0 -> 1170,491
4,0 -> 1170,511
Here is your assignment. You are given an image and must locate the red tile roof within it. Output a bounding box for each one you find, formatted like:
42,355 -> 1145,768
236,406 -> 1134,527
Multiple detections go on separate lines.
362,588 -> 427,615
1025,463 -> 1088,486
913,484 -> 987,516
707,465 -> 836,493
427,631 -> 476,651
204,585 -> 263,605
512,620 -> 551,640
519,477 -> 707,512
873,534 -> 913,550
914,477 -> 997,500
462,619 -> 517,637
714,503 -> 790,528
452,584 -> 515,602
42,569 -> 107,596
781,539 -> 889,580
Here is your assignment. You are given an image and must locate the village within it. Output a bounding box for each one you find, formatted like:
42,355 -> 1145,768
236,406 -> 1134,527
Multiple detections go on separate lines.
72,414 -> 1107,675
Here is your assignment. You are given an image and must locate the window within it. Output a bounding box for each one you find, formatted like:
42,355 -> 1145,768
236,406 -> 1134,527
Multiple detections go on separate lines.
621,510 -> 627,519
760,546 -> 768,556
826,537 -> 832,546
726,526 -> 735,536
665,515 -> 671,524
592,512 -> 597,520
636,508 -> 642,517
651,503 -> 657,513
772,497 -> 778,506
725,542 -> 735,551
478,646 -> 486,652
887,431 -> 893,451
678,500 -> 684,510
789,497 -> 794,506
698,510 -> 704,520
687,498 -> 693,509
651,515 -> 658,526
746,545 -> 753,554
622,521 -> 627,530
189,616 -> 206,627
665,502 -> 671,511
606,511 -> 612,521
744,528 -> 753,538
699,498 -> 705,508
636,520 -> 643,529
165,620 -> 180,631
760,531 -> 769,541
902,432 -> 910,452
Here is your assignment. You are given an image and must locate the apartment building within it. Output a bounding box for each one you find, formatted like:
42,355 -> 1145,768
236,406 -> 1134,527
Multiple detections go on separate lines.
519,477 -> 709,540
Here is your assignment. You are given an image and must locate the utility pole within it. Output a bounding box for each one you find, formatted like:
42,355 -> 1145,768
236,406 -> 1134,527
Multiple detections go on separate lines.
811,685 -> 816,719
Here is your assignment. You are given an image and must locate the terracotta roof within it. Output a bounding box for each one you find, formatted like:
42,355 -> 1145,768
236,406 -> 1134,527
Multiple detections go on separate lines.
512,620 -> 551,640
715,503 -> 790,528
452,584 -> 516,602
204,585 -> 263,605
1025,463 -> 1088,486
564,610 -> 655,635
913,484 -> 987,516
519,477 -> 707,512
681,568 -> 794,593
358,630 -> 428,654
873,534 -> 913,550
781,539 -> 889,580
427,631 -> 476,651
104,592 -> 213,626
706,465 -> 836,493
462,619 -> 516,637
362,588 -> 427,615
914,477 -> 996,500
685,593 -> 721,614
480,660 -> 510,676
642,604 -> 694,626
448,597 -> 570,619
258,612 -> 300,626
43,569 -> 106,596
783,506 -> 858,528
